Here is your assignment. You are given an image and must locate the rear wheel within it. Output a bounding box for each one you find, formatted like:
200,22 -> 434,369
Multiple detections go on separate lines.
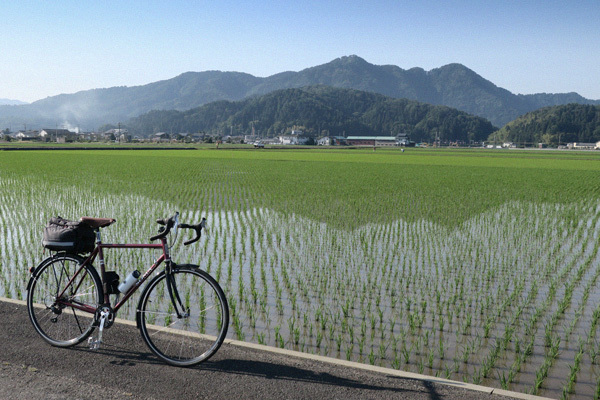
137,267 -> 229,366
27,254 -> 102,347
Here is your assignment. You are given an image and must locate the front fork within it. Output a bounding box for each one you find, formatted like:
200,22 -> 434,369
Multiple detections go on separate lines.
166,262 -> 188,318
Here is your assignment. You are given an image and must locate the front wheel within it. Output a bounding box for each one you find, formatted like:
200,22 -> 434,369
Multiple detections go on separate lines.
27,253 -> 102,347
137,266 -> 229,367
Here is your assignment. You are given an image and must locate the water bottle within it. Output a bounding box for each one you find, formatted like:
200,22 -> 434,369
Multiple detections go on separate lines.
118,270 -> 140,293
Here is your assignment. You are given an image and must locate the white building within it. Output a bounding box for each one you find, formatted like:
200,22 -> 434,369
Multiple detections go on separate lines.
15,130 -> 40,140
317,136 -> 346,146
244,135 -> 259,143
278,135 -> 299,145
568,142 -> 597,150
317,137 -> 331,146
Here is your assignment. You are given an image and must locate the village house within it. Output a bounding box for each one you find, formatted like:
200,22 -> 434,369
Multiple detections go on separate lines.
278,130 -> 311,145
346,136 -> 400,146
244,135 -> 259,144
278,134 -> 310,145
76,131 -> 97,141
317,136 -> 347,146
39,129 -> 72,142
153,132 -> 170,142
567,142 -> 597,150
15,130 -> 41,141
396,133 -> 414,146
103,128 -> 129,142
177,133 -> 201,143
222,135 -> 244,144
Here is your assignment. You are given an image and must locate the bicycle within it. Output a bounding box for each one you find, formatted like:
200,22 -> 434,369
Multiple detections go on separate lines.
26,212 -> 229,367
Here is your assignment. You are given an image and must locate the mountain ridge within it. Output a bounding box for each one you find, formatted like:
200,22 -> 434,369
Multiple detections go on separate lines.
0,98 -> 28,106
1,55 -> 598,129
127,85 -> 496,143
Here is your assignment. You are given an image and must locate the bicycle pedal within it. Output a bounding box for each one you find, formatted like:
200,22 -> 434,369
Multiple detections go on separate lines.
88,337 -> 101,350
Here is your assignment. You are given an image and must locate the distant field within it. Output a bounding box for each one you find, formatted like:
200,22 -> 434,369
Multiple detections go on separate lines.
1,147 -> 600,398
1,147 -> 599,227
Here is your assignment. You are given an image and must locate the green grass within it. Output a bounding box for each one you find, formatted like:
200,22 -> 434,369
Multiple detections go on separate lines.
1,147 -> 598,229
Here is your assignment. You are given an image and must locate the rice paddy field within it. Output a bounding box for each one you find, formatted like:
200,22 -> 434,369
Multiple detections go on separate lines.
1,146 -> 600,398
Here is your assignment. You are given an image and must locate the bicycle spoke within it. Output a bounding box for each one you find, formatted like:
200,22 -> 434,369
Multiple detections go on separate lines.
69,286 -> 96,300
27,255 -> 101,347
39,307 -> 56,319
52,261 -> 67,297
138,268 -> 229,366
198,304 -> 216,314
138,310 -> 175,318
148,318 -> 181,337
31,275 -> 56,300
71,307 -> 85,334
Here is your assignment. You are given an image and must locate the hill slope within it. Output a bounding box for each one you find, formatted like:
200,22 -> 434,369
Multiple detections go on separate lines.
127,86 -> 496,143
493,104 -> 600,145
1,55 -> 598,129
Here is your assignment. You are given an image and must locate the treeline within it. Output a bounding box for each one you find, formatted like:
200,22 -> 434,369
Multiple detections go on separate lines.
493,104 -> 600,145
126,86 -> 496,142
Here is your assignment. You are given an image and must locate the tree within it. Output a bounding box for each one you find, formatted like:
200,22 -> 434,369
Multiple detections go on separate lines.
492,104 -> 600,145
125,86 -> 496,142
540,133 -> 553,146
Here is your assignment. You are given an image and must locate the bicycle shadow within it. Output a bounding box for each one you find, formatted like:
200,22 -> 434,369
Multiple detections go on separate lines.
67,342 -> 163,367
69,343 -> 445,399
202,358 -> 445,399
62,326 -> 448,400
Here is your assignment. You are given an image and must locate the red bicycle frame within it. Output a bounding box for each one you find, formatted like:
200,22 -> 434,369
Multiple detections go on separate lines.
57,231 -> 170,315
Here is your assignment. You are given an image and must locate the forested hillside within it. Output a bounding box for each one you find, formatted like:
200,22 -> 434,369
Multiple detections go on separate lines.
127,86 -> 496,143
492,104 -> 600,145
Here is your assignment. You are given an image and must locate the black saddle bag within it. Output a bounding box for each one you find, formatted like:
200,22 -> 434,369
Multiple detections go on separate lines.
42,216 -> 96,253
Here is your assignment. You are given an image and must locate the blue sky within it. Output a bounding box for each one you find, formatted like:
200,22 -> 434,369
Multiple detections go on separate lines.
2,1 -> 599,103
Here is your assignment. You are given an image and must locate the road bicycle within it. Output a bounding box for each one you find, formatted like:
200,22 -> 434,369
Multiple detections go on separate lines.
26,212 -> 229,367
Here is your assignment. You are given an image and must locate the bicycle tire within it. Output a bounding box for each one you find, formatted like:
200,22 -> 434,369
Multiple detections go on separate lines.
27,253 -> 102,347
136,266 -> 229,367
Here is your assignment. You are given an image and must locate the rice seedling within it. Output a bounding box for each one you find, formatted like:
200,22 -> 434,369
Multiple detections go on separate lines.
1,148 -> 600,398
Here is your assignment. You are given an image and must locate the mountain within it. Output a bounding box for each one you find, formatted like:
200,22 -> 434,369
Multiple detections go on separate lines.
492,104 -> 600,145
127,86 -> 496,143
1,55 -> 598,129
0,72 -> 261,130
0,98 -> 28,106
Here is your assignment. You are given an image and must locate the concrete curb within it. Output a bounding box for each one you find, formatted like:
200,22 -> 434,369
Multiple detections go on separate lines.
3,296 -> 552,400
222,338 -> 552,400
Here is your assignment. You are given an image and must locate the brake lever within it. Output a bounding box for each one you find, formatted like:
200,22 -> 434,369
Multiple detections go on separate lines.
150,213 -> 177,241
181,218 -> 206,246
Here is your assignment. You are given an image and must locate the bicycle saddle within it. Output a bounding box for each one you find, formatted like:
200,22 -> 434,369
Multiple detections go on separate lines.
80,217 -> 116,229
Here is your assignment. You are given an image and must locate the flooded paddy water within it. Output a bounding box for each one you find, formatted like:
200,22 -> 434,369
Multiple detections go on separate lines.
2,174 -> 600,399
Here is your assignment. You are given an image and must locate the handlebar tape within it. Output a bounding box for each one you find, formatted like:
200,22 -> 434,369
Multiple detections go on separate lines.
150,214 -> 177,241
179,217 -> 206,245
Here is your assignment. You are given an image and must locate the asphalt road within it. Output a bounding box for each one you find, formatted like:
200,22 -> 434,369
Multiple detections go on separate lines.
0,299 -> 533,400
